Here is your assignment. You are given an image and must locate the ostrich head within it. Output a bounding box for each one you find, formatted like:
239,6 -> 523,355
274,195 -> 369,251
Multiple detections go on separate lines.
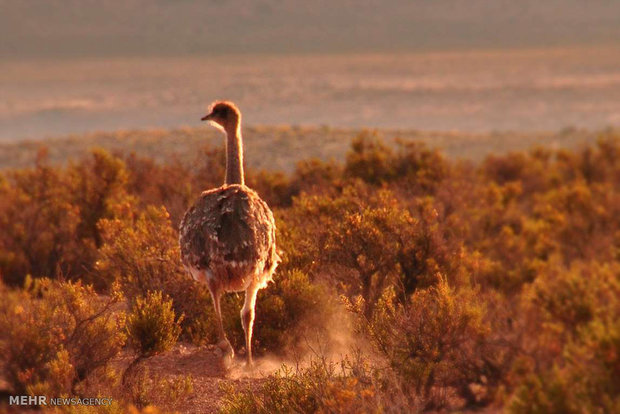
201,101 -> 241,132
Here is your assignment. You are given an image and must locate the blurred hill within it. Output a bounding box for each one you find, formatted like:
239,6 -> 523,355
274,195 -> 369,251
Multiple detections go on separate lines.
1,0 -> 619,58
0,125 -> 610,172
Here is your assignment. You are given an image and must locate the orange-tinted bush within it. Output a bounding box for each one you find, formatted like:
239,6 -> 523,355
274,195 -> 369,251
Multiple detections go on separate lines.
1,132 -> 620,411
510,261 -> 620,413
97,205 -> 217,345
279,182 -> 453,315
126,290 -> 183,358
350,277 -> 508,409
220,355 -> 403,414
0,278 -> 126,395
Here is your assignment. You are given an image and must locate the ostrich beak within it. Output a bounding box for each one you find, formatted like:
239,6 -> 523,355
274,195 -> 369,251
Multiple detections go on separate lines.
201,112 -> 213,121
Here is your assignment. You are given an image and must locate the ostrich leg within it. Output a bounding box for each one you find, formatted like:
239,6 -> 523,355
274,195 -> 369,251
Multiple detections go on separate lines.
241,282 -> 260,366
207,280 -> 234,361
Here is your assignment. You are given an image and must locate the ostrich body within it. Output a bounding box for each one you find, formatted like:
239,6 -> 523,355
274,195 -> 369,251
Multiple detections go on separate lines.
179,101 -> 279,366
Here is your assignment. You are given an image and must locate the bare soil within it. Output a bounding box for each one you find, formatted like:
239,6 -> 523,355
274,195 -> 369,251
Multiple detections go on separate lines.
131,343 -> 273,414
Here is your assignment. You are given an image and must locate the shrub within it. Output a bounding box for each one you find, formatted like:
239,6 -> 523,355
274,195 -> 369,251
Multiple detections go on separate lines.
254,270 -> 337,356
220,355 -> 406,414
509,314 -> 620,414
97,206 -> 183,296
124,365 -> 193,409
126,291 -> 183,358
279,183 -> 452,315
0,159 -> 82,285
350,277 -> 505,409
4,131 -> 620,412
246,170 -> 297,208
69,149 -> 129,248
291,158 -> 342,196
195,270 -> 339,358
0,278 -> 126,395
392,139 -> 448,194
345,132 -> 396,185
123,153 -> 194,227
509,261 -> 620,413
0,149 -> 132,287
345,133 -> 447,193
97,205 -> 217,345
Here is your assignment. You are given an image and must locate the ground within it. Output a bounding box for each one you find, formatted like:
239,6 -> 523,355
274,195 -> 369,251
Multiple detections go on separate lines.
130,343 -> 273,414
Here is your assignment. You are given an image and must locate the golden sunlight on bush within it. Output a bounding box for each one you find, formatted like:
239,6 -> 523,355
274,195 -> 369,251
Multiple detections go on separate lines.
127,291 -> 183,358
220,355 -> 400,414
1,133 -> 620,412
97,205 -> 218,346
0,278 -> 126,396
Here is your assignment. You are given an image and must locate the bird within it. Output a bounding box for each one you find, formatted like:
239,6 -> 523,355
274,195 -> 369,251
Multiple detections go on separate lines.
179,101 -> 280,367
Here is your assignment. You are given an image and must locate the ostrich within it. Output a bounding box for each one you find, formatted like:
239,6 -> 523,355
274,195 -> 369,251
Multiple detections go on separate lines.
179,101 -> 280,366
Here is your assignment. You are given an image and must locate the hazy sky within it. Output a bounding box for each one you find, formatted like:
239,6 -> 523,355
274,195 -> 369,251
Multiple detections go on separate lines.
1,0 -> 619,58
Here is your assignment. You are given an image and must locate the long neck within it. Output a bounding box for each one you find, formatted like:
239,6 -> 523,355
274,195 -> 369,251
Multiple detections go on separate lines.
224,123 -> 244,185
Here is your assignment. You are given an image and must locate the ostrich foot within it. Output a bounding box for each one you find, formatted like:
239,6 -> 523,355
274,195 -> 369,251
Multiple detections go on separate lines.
215,339 -> 235,368
238,347 -> 254,370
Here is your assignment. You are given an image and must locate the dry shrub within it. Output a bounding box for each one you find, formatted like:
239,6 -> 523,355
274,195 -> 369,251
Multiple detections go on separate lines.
97,205 -> 216,345
3,132 -> 620,412
246,170 -> 297,208
97,205 -> 182,296
534,180 -> 619,262
345,133 -> 447,193
254,270 -> 337,356
123,153 -> 194,227
509,261 -> 620,413
349,277 -> 507,410
69,149 -> 129,248
127,291 -> 183,358
345,132 -> 396,185
194,269 -> 338,358
220,354 -> 408,414
279,182 -> 452,315
0,278 -> 126,395
124,365 -> 193,410
292,158 -> 343,196
97,202 -> 335,357
0,149 -> 130,287
0,158 -> 82,285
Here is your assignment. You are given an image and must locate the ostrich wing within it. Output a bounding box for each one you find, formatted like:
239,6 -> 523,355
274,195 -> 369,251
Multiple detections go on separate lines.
180,184 -> 277,275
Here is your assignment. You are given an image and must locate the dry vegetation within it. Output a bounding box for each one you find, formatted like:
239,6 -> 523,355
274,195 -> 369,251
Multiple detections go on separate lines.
1,129 -> 620,413
0,125 -> 607,172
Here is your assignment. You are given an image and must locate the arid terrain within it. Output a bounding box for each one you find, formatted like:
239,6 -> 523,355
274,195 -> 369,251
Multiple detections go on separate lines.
0,125 -> 609,172
3,1 -> 620,412
1,127 -> 620,412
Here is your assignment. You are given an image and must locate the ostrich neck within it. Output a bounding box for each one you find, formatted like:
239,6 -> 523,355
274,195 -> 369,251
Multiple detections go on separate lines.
224,124 -> 244,185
